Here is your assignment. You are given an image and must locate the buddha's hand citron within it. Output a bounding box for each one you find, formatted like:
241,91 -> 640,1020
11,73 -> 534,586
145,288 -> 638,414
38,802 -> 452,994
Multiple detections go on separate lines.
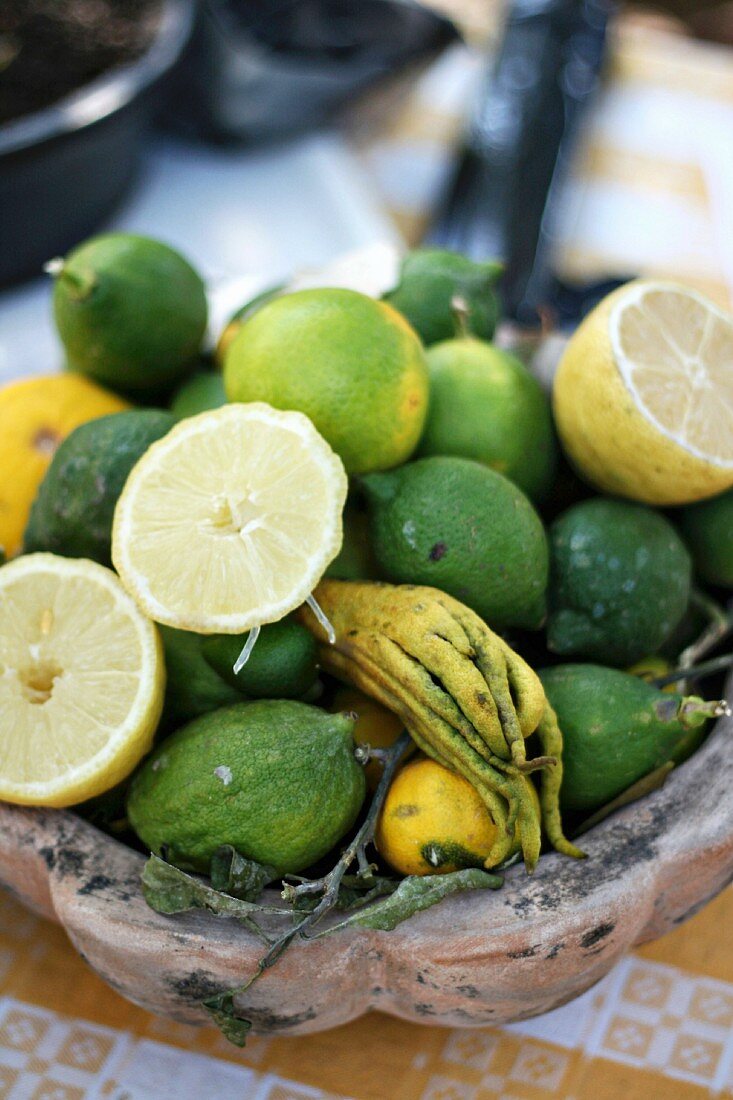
299,579 -> 584,872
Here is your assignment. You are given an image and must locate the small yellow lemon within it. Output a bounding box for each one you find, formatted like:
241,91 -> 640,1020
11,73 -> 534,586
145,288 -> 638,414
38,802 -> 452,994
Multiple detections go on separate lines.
0,374 -> 128,556
331,686 -> 406,790
553,280 -> 733,505
376,757 -> 501,875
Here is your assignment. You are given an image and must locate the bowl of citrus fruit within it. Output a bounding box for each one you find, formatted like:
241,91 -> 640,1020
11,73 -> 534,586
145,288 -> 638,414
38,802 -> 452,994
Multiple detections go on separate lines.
1,235 -> 732,1042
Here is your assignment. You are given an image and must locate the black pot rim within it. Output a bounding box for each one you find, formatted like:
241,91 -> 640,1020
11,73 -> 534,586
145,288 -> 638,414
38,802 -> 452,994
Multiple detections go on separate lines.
0,0 -> 196,156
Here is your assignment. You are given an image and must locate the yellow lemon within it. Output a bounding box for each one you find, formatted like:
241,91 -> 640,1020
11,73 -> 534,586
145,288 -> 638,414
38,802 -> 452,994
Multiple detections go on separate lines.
553,281 -> 733,505
0,374 -> 128,557
112,403 -> 347,633
626,656 -> 677,693
0,553 -> 164,807
331,686 -> 406,790
376,757 -> 501,875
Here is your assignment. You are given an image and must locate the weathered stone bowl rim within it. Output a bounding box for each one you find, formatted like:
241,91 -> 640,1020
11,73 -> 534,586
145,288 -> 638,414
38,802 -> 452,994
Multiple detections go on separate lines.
1,673 -> 732,1036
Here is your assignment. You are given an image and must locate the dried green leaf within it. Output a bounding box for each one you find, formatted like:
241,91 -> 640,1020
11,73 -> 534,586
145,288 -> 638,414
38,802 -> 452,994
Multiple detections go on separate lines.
209,846 -> 276,901
335,875 -> 399,911
202,992 -> 252,1047
141,855 -> 280,927
318,868 -> 502,936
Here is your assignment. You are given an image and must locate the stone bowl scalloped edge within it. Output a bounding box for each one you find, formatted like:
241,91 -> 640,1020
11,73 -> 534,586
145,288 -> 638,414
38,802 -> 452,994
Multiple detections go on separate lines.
1,677 -> 732,1037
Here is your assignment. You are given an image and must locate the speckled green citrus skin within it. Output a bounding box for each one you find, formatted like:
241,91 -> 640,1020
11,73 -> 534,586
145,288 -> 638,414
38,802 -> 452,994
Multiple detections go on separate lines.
362,456 -> 549,630
383,248 -> 501,346
417,338 -> 557,502
678,488 -> 733,588
127,700 -> 366,873
53,233 -> 208,392
540,664 -> 708,812
547,498 -> 691,666
24,409 -> 176,567
222,288 -> 429,475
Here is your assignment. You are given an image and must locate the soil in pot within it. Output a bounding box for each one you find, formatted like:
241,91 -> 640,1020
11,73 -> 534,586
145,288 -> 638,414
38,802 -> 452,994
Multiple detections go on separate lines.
0,0 -> 163,126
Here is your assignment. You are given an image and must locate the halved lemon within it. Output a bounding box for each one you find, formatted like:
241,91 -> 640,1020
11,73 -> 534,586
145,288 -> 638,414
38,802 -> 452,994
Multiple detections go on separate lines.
0,553 -> 164,807
112,403 -> 348,633
554,280 -> 733,505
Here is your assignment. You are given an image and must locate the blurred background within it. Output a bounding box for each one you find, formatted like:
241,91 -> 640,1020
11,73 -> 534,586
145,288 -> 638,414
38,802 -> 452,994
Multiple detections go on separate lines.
2,0 -> 733,380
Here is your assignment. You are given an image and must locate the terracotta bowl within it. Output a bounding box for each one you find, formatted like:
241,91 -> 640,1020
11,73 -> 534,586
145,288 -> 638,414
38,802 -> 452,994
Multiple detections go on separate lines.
1,684 -> 732,1038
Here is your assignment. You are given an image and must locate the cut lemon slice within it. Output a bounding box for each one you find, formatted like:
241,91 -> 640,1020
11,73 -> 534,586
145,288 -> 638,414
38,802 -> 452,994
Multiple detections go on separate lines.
611,282 -> 733,466
112,403 -> 348,633
0,553 -> 164,807
554,280 -> 733,505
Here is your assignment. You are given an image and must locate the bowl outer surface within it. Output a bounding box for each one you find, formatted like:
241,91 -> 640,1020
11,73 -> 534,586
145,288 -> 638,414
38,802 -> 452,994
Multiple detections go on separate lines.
1,677 -> 732,1036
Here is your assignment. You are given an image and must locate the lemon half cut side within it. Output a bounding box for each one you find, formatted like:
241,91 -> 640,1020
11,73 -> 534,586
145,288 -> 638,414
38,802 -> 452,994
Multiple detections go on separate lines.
112,403 -> 348,634
0,553 -> 164,807
554,280 -> 733,505
610,281 -> 733,468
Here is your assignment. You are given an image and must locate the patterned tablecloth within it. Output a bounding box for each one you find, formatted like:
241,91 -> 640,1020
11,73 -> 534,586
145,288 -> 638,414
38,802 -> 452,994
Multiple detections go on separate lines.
3,6 -> 733,1099
2,884 -> 733,1100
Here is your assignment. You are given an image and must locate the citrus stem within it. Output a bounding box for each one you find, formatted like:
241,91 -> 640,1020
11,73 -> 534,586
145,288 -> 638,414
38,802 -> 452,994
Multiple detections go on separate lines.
451,294 -> 471,339
42,257 -> 65,277
233,624 -> 260,674
680,591 -> 733,670
651,652 -> 733,690
216,730 -> 413,1005
678,698 -> 731,721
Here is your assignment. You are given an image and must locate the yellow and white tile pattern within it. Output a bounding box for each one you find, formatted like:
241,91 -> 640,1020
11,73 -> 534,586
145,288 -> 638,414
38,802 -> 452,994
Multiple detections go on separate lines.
2,883 -> 733,1099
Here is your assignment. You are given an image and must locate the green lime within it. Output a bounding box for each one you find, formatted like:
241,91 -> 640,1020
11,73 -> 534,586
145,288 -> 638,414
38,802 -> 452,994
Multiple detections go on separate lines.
23,409 -> 175,566
223,288 -> 428,475
362,456 -> 548,629
325,504 -> 380,581
678,488 -> 733,588
547,498 -> 692,666
52,233 -> 208,393
417,338 -> 557,501
383,248 -> 502,346
540,663 -> 713,812
170,372 -> 227,418
159,626 -> 241,727
127,700 -> 366,873
202,618 -> 319,698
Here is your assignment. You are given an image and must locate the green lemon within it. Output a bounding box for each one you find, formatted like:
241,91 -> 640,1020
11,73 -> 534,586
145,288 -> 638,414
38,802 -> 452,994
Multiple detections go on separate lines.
202,618 -> 319,698
677,488 -> 733,588
52,233 -> 208,393
159,626 -> 241,727
540,664 -> 714,812
547,498 -> 692,666
418,338 -> 557,501
127,700 -> 366,873
223,288 -> 429,475
383,248 -> 502,345
325,503 -> 381,581
23,409 -> 175,567
170,371 -> 227,418
362,456 -> 548,629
